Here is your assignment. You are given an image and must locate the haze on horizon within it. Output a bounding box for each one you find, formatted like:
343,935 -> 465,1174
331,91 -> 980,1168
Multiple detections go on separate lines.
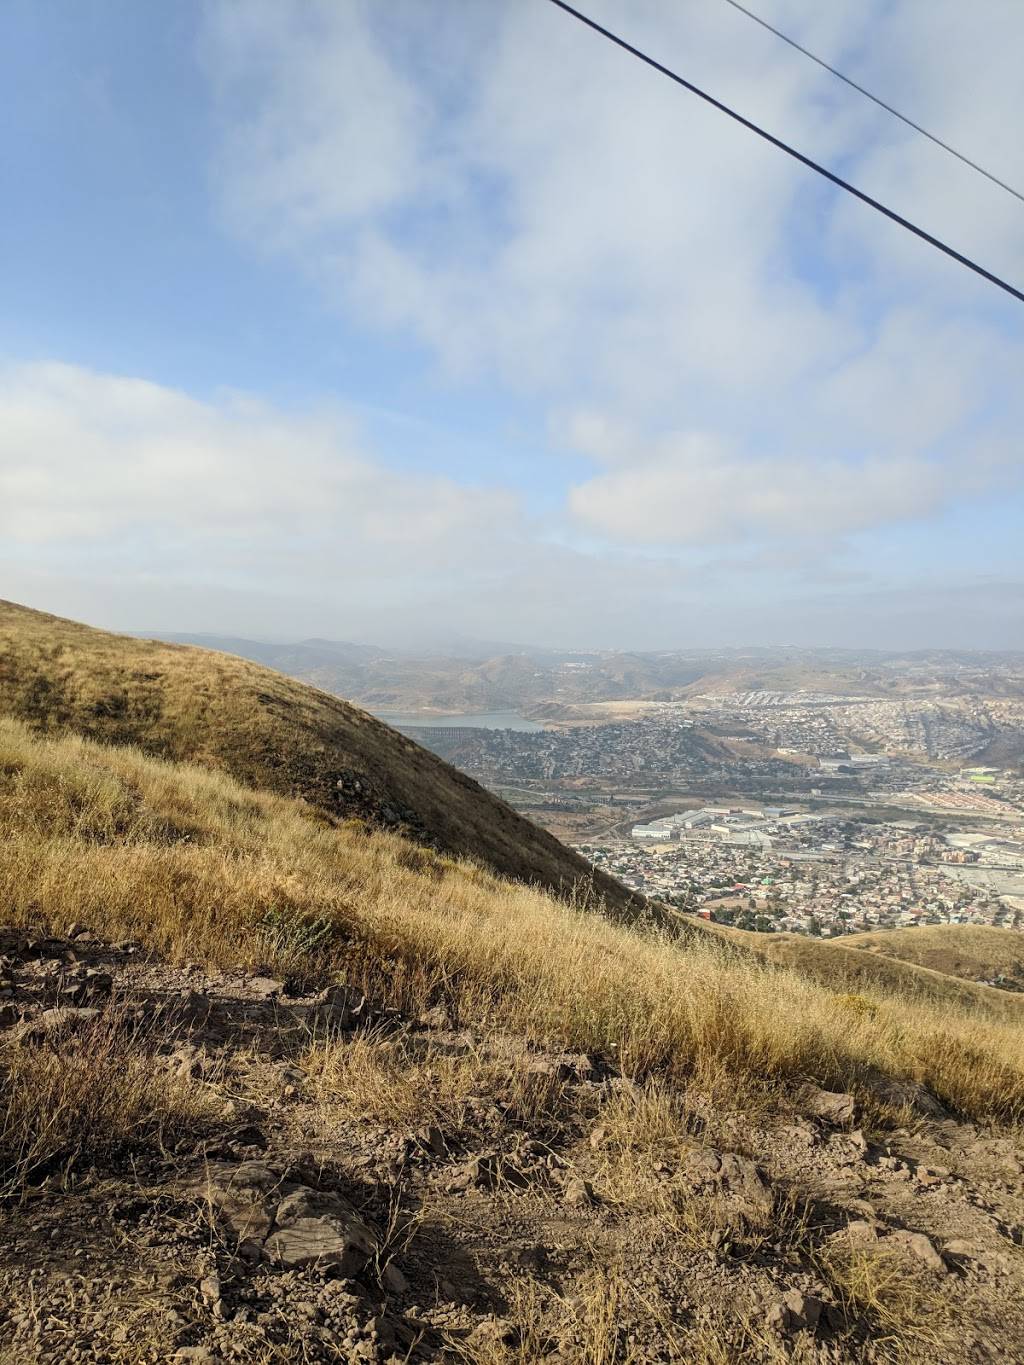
1,1 -> 1022,652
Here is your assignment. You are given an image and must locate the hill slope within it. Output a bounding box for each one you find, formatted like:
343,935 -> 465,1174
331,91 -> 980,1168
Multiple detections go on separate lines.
708,924 -> 1024,1024
839,924 -> 1024,992
0,600 -> 649,923
2,716 -> 1024,1361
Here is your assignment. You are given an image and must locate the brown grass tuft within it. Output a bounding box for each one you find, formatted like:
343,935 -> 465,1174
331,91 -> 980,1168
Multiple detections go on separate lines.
0,1009 -> 221,1194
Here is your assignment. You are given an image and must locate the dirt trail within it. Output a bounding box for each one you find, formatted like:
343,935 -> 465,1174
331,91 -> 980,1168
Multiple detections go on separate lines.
1,925 -> 1022,1363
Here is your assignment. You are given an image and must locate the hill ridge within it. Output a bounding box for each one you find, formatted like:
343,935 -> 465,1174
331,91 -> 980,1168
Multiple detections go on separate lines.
0,599 -> 653,925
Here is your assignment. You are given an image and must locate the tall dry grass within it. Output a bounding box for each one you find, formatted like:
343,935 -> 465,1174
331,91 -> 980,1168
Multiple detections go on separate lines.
2,717 -> 1024,1125
0,1010 -> 221,1194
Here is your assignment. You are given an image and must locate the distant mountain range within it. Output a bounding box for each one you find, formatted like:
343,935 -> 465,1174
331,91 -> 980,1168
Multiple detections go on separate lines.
136,632 -> 1024,713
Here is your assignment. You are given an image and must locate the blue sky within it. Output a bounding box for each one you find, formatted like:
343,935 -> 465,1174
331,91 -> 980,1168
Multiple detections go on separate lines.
1,0 -> 1022,649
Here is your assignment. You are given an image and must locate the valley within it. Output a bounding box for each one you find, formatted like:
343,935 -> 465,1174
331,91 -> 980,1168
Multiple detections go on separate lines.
174,633 -> 1024,954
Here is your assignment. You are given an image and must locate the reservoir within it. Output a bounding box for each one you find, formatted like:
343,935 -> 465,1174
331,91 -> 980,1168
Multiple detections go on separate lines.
371,710 -> 546,732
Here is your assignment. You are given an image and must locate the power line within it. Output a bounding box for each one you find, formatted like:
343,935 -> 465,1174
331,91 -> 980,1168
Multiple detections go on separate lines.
544,0 -> 1024,306
719,0 -> 1024,205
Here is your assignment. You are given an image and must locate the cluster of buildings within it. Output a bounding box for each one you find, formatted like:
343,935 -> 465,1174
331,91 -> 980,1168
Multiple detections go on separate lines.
418,718 -> 799,787
578,804 -> 1024,938
631,805 -> 813,849
683,693 -> 1024,765
417,683 -> 1024,945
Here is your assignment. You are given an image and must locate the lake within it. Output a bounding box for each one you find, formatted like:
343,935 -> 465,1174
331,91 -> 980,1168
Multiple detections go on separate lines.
371,709 -> 546,732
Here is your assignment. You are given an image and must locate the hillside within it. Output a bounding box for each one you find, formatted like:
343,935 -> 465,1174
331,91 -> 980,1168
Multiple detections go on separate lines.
0,600 -> 650,925
1,716 -> 1024,1361
708,924 -> 1024,1025
839,924 -> 1024,993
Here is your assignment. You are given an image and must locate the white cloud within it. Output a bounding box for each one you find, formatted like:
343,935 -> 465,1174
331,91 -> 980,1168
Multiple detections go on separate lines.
199,0 -> 1024,548
568,431 -> 951,543
201,0 -> 428,249
0,362 -> 517,596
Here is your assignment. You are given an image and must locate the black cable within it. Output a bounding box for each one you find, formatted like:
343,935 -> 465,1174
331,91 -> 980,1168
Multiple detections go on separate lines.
720,0 -> 1024,205
545,0 -> 1024,306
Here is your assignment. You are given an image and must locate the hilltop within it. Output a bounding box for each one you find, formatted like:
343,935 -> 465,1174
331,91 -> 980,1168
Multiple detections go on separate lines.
724,928 -> 1024,1025
0,600 -> 649,925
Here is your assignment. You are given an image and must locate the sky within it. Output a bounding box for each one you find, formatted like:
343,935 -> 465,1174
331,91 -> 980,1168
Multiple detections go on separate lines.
1,0 -> 1022,650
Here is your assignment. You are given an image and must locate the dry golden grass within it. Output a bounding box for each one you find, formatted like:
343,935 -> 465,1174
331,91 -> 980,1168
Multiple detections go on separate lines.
712,922 -> 1024,1024
2,717 -> 1024,1126
0,1009 -> 221,1194
449,1265 -> 808,1365
305,1031 -> 571,1138
819,1242 -> 954,1361
449,1267 -> 645,1365
0,597 -> 647,920
839,923 -> 1024,988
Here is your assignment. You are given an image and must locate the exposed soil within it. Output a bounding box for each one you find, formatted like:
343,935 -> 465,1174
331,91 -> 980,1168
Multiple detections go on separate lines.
1,925 -> 1022,1364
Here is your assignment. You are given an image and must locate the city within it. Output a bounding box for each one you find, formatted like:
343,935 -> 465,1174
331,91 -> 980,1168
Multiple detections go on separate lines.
403,690 -> 1024,941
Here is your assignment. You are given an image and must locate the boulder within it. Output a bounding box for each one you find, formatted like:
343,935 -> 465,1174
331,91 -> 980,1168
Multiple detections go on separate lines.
192,1162 -> 379,1274
15,1006 -> 101,1044
862,1071 -> 949,1120
248,976 -> 286,1000
888,1229 -> 948,1274
682,1148 -> 772,1212
804,1087 -> 857,1127
412,1125 -> 447,1158
765,1289 -> 823,1333
382,1262 -> 408,1294
942,1240 -> 1010,1276
70,969 -> 113,1002
448,1155 -> 500,1191
263,1212 -> 376,1273
315,984 -> 366,1030
562,1175 -> 595,1208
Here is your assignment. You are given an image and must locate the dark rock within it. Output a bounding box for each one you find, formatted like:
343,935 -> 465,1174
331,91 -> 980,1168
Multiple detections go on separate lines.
15,1006 -> 101,1044
175,990 -> 212,1024
804,1087 -> 857,1127
765,1289 -> 823,1333
413,1125 -> 447,1158
862,1070 -> 949,1119
71,970 -> 113,1002
316,984 -> 365,1029
382,1262 -> 408,1294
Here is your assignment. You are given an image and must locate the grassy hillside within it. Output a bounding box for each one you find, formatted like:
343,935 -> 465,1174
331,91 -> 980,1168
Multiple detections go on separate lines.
709,924 -> 1024,1025
2,713 -> 1022,1124
4,665 -> 1024,1359
0,600 -> 651,924
839,924 -> 1024,991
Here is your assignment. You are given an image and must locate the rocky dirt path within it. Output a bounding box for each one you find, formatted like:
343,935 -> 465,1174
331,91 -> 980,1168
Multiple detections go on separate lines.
0,924 -> 1022,1363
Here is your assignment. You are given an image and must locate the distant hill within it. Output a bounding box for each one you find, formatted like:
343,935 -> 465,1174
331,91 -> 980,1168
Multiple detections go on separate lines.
713,926 -> 1024,1023
839,924 -> 1024,993
137,631 -> 1024,715
0,601 -> 652,924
